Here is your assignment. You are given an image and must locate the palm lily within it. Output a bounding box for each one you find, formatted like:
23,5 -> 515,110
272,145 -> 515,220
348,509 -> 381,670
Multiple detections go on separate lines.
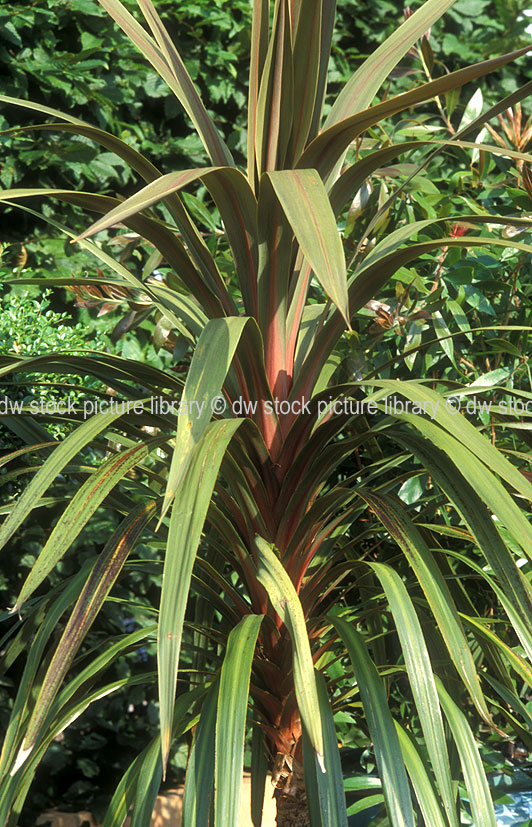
2,1 -> 532,825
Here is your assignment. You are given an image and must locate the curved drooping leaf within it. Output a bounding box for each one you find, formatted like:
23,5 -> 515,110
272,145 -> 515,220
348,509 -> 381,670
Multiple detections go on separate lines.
300,46 -> 531,180
0,191 -> 227,318
73,167 -> 252,240
12,500 -> 157,772
330,615 -> 415,827
158,419 -> 243,773
0,118 -> 162,182
369,563 -> 457,827
330,139 -> 532,218
394,430 -> 532,632
302,669 -> 348,827
436,679 -> 497,827
371,381 -> 532,504
255,536 -> 325,768
13,441 -> 161,612
325,0 -> 458,127
216,614 -> 263,827
0,410 -> 127,554
358,489 -> 493,727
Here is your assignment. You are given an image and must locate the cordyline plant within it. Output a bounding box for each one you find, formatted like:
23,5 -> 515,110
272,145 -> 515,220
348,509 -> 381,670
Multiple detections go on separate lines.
2,1 -> 532,825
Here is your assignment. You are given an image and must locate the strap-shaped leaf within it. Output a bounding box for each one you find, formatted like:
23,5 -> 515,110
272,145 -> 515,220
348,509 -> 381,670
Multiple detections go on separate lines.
103,686 -> 202,827
256,174 -> 292,400
13,441 -> 160,612
373,381 -> 532,505
436,679 -> 497,827
394,723 -> 448,827
13,500 -> 157,772
302,669 -> 348,827
267,169 -> 349,326
307,0 -> 336,142
0,409 -> 126,554
330,616 -> 415,827
299,46 -> 531,181
255,536 -> 325,769
158,419 -> 243,774
96,0 -> 232,166
1,192 -> 227,320
394,430 -> 532,637
255,0 -> 294,175
247,0 -> 269,186
74,168 -> 249,241
0,118 -> 161,183
359,490 -> 493,728
160,316 -> 249,522
290,233 -> 532,407
325,0 -> 458,127
369,563 -> 457,827
329,138 -> 532,219
287,0 -> 321,163
250,721 -> 269,827
0,564 -> 93,780
183,678 -> 219,827
216,615 -> 263,827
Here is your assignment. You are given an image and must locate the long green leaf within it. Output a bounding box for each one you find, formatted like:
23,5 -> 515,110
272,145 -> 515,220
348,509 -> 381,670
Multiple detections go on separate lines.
255,0 -> 294,175
300,46 -> 531,180
369,563 -> 458,827
0,565 -> 92,780
216,615 -> 263,827
330,616 -> 415,827
13,501 -> 157,771
183,679 -> 219,827
394,430 -> 532,635
0,119 -> 162,182
330,139 -> 532,218
288,0 -> 321,163
160,316 -> 249,522
158,419 -> 243,774
96,0 -> 232,165
14,441 -> 157,611
326,0 -> 458,127
394,723 -> 448,827
359,490 -> 493,726
267,169 -> 350,326
436,679 -> 496,827
247,0 -> 269,186
302,669 -> 348,827
0,410 -> 126,554
73,167 -> 244,241
373,381 -> 532,511
103,686 -> 202,827
0,190 -> 226,319
255,536 -> 325,768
